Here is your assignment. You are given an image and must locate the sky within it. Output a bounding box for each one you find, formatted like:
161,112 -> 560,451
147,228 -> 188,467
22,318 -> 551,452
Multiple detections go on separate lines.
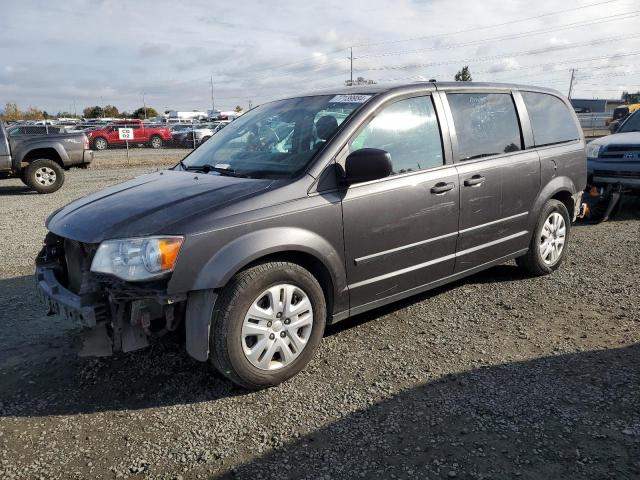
1,0 -> 639,114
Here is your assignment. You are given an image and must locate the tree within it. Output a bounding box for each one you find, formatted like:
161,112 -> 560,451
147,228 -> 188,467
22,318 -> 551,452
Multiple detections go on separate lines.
2,102 -> 21,121
132,106 -> 159,119
234,105 -> 243,113
103,105 -> 119,117
621,90 -> 640,104
24,106 -> 44,120
345,76 -> 377,87
454,66 -> 472,82
83,105 -> 104,118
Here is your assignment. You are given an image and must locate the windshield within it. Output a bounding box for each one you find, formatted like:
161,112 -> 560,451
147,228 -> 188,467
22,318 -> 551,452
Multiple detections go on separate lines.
619,111 -> 640,133
180,94 -> 369,179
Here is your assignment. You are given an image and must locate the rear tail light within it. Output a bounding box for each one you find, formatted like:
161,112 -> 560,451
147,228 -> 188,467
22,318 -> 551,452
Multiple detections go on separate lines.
83,135 -> 90,150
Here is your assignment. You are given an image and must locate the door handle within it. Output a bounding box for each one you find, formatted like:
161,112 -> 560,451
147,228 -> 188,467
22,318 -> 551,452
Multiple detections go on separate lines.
463,175 -> 485,187
430,182 -> 455,194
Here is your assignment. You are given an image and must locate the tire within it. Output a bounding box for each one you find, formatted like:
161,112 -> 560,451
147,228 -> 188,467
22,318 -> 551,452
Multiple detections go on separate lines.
93,137 -> 108,150
210,261 -> 326,389
19,168 -> 28,186
149,135 -> 163,149
516,199 -> 570,276
200,136 -> 211,144
24,159 -> 64,194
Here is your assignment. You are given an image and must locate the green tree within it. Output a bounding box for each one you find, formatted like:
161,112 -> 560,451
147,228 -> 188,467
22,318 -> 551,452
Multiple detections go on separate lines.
103,105 -> 119,117
132,106 -> 159,119
621,90 -> 640,104
83,105 -> 104,118
454,66 -> 472,81
234,105 -> 243,113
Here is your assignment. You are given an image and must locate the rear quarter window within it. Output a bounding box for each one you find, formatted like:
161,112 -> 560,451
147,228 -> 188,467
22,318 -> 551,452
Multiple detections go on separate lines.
522,92 -> 579,147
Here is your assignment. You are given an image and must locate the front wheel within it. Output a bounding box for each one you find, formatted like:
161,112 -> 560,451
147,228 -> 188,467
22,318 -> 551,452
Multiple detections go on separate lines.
516,199 -> 570,276
209,261 -> 326,389
149,135 -> 163,149
24,159 -> 64,194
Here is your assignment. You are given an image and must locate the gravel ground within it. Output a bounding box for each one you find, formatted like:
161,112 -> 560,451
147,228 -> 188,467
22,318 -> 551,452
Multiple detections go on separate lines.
0,156 -> 639,480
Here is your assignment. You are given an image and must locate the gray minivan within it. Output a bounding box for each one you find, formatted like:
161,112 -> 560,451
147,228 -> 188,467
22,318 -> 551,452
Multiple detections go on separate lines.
36,82 -> 586,389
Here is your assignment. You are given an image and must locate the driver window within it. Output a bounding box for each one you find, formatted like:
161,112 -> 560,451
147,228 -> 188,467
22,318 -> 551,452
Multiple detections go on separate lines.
348,96 -> 444,175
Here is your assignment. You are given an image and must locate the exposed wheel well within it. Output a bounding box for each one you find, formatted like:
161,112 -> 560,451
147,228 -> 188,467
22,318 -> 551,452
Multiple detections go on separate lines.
238,251 -> 335,317
21,149 -> 63,168
550,190 -> 574,219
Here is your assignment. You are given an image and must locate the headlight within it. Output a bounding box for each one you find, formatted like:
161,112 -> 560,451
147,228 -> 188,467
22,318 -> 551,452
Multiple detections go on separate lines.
586,143 -> 602,159
90,236 -> 183,281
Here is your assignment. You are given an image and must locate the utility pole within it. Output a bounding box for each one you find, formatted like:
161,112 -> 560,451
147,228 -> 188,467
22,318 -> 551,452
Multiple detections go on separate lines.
248,99 -> 253,110
73,99 -> 77,119
142,92 -> 147,119
568,68 -> 576,99
210,75 -> 215,114
349,47 -> 353,86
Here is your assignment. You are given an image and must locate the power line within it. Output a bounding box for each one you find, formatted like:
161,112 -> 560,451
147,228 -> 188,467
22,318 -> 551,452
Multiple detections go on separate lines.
355,11 -> 640,59
355,33 -> 640,73
351,0 -> 625,48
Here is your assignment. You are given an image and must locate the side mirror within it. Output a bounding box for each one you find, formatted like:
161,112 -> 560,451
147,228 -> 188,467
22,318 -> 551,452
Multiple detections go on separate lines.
342,148 -> 392,184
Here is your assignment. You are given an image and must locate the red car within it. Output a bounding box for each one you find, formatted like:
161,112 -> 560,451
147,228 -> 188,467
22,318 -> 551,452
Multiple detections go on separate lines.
87,120 -> 172,150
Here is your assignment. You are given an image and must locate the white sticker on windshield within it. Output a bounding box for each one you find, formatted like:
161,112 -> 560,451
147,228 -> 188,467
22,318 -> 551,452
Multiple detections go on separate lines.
329,94 -> 372,103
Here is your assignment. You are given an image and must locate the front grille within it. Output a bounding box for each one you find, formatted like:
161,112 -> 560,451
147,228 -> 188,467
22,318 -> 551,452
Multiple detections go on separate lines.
605,145 -> 640,152
601,145 -> 640,159
593,169 -> 640,178
62,239 -> 99,295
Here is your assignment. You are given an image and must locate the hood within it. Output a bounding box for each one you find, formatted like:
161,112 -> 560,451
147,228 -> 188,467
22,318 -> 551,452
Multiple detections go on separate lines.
47,169 -> 273,243
591,131 -> 640,146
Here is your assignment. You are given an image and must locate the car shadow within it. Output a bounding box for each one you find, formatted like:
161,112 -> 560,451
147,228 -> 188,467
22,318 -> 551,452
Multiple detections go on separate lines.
0,262 -> 534,417
0,185 -> 36,196
0,274 -> 245,417
327,263 -> 530,337
217,344 -> 640,479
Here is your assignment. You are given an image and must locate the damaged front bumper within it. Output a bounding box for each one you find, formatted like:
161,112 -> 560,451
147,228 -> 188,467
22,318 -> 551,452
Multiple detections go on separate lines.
35,246 -> 186,357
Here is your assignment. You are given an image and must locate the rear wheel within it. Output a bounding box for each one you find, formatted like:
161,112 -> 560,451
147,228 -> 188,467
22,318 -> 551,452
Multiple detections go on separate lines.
93,137 -> 108,150
149,135 -> 162,149
24,159 -> 64,194
209,261 -> 326,389
516,199 -> 570,276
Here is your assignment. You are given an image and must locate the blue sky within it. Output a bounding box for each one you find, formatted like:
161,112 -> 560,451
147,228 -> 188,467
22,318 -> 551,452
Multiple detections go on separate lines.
1,0 -> 639,114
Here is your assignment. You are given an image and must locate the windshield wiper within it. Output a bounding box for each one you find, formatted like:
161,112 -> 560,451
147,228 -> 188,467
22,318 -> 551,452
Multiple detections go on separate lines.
185,163 -> 243,177
178,159 -> 188,170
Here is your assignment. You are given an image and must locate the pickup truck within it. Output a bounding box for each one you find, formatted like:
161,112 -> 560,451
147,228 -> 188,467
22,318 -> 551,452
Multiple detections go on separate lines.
87,120 -> 172,150
0,121 -> 93,193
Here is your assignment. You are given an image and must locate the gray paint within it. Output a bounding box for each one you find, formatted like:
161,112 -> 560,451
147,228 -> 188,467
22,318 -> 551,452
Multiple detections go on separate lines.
39,82 -> 587,361
0,121 -> 90,174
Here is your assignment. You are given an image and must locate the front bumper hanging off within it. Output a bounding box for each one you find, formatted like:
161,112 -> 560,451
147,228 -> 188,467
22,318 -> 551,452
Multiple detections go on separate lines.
35,254 -> 186,356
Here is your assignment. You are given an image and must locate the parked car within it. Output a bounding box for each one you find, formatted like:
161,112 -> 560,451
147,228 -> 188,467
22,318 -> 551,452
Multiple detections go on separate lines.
608,103 -> 640,133
36,82 -> 586,388
87,119 -> 172,150
0,121 -> 93,193
174,122 -> 228,147
586,109 -> 640,192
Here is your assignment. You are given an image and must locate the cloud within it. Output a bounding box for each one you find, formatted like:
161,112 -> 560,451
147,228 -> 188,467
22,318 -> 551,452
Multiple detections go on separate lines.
0,0 -> 637,111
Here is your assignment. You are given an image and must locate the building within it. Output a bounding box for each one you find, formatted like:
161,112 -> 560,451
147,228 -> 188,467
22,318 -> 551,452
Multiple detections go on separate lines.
570,98 -> 626,114
165,110 -> 208,121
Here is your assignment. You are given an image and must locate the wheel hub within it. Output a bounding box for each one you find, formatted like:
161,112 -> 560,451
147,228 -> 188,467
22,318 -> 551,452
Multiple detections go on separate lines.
241,283 -> 314,371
